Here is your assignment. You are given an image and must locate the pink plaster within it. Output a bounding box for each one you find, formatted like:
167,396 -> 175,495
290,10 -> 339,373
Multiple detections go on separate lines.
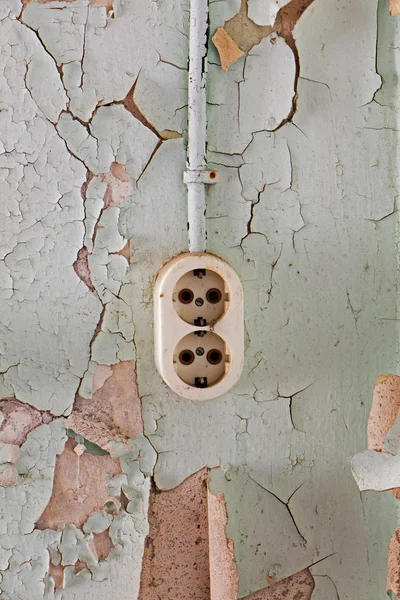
139,469 -> 315,600
93,529 -> 114,561
0,463 -> 18,487
368,375 -> 400,450
388,526 -> 400,596
208,490 -> 239,600
100,163 -> 132,209
67,361 -> 143,450
367,374 -> 400,500
36,438 -> 122,530
92,364 -> 113,395
0,397 -> 52,446
139,469 -> 210,600
49,563 -> 65,590
73,246 -> 95,292
241,570 -> 314,600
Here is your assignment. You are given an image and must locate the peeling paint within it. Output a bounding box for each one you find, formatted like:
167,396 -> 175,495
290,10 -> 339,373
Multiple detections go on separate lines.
36,438 -> 122,530
139,469 -> 210,599
208,488 -> 239,600
212,28 -> 245,71
243,569 -> 314,600
67,361 -> 143,451
0,0 -> 399,597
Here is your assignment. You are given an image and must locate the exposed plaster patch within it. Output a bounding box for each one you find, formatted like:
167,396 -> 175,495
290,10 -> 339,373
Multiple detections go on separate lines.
139,468 -> 314,599
67,361 -> 143,451
223,0 -> 275,53
368,375 -> 400,450
92,529 -> 114,561
112,240 -> 131,263
365,374 -> 400,499
0,0 -> 397,598
139,469 -> 210,599
210,466 -> 313,597
390,0 -> 400,15
36,438 -> 122,530
242,569 -> 314,599
212,28 -> 245,71
49,561 -> 65,591
389,528 -> 400,597
0,397 -> 53,446
91,365 -> 113,395
73,246 -> 95,292
100,164 -> 132,209
208,489 -> 239,600
352,374 -> 400,593
89,0 -> 113,10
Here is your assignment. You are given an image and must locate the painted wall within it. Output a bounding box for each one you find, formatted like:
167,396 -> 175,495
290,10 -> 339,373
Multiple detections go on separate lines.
0,0 -> 399,598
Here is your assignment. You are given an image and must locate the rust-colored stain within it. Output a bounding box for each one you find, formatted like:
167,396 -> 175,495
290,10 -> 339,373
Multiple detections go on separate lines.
212,28 -> 245,71
36,438 -> 122,530
67,361 -> 143,451
279,0 -> 316,45
139,469 -> 211,600
243,569 -> 314,600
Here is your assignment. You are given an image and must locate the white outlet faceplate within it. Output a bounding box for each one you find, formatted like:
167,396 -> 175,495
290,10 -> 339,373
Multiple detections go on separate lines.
154,253 -> 244,401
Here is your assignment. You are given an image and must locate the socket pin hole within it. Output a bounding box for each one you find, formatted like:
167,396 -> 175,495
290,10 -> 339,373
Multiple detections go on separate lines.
179,289 -> 194,304
179,350 -> 195,365
206,288 -> 222,304
207,349 -> 223,365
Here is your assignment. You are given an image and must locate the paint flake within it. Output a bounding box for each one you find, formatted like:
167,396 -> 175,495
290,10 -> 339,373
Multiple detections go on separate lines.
212,28 -> 245,71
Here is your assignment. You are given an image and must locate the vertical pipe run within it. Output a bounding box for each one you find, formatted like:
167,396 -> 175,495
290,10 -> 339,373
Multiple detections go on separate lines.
187,0 -> 208,252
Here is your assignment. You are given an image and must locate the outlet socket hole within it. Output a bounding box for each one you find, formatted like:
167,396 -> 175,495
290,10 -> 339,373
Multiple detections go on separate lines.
206,288 -> 222,304
179,289 -> 194,304
207,349 -> 223,365
179,350 -> 195,365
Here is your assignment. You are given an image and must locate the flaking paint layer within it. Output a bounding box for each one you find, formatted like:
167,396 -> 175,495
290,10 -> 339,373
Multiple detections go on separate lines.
0,0 -> 399,598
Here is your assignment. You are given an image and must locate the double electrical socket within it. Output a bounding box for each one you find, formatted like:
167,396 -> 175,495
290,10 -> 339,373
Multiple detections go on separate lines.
154,253 -> 244,400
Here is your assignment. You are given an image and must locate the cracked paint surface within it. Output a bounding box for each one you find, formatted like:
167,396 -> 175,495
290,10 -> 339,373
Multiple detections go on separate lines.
0,0 -> 399,598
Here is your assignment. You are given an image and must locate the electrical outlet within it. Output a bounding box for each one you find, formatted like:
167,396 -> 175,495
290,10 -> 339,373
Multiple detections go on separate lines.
154,253 -> 244,400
